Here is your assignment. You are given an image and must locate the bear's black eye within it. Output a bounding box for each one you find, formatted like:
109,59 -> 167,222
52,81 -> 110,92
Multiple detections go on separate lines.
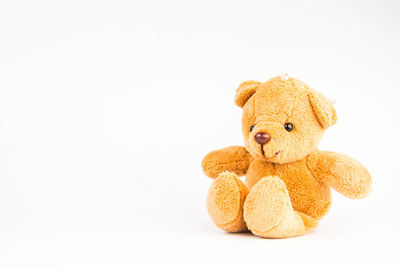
284,123 -> 294,132
250,125 -> 255,132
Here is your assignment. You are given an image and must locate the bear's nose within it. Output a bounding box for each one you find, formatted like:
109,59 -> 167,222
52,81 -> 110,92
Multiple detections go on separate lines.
254,132 -> 271,145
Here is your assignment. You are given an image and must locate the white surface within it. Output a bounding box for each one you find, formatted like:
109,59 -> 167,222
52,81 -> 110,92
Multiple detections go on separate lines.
1,0 -> 399,266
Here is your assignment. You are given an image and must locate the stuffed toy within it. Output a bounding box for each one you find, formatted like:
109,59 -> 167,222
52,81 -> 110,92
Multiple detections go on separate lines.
201,75 -> 372,238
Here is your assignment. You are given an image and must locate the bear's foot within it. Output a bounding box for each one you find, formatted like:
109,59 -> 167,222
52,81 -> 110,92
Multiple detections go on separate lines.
207,171 -> 249,232
244,176 -> 318,238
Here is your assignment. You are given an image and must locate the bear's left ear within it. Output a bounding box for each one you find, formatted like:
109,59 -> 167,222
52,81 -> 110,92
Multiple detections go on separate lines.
234,80 -> 261,108
308,91 -> 337,129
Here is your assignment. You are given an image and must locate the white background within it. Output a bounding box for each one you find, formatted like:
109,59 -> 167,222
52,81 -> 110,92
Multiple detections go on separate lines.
1,0 -> 399,266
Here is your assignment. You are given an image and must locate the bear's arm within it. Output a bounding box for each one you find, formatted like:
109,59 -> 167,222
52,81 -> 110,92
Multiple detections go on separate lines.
307,150 -> 372,199
201,146 -> 251,179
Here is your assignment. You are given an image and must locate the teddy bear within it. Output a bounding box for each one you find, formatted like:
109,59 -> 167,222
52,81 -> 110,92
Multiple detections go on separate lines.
201,75 -> 372,238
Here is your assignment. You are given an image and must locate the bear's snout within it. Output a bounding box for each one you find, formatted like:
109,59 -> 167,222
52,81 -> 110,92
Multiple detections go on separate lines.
254,132 -> 270,145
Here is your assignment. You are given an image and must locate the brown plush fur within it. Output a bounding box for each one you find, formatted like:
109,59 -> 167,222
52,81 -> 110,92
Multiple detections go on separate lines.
202,76 -> 372,238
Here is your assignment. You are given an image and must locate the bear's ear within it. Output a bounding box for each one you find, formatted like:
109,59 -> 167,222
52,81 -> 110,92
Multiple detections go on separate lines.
234,80 -> 261,108
308,91 -> 337,129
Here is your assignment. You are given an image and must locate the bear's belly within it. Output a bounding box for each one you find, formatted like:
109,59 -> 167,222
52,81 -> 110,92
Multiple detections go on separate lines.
246,159 -> 331,219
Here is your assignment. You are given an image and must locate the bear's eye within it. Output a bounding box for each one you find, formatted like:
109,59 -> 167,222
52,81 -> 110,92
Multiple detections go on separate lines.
250,125 -> 255,132
284,123 -> 294,132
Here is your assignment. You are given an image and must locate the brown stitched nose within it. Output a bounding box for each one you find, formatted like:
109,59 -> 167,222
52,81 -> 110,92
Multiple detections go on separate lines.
254,132 -> 271,145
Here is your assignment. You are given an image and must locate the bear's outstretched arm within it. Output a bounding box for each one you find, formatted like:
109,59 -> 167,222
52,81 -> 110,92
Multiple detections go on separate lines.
308,151 -> 372,199
201,146 -> 251,179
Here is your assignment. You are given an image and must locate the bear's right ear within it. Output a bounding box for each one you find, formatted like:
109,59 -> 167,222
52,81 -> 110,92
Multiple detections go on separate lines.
308,91 -> 337,129
234,80 -> 261,108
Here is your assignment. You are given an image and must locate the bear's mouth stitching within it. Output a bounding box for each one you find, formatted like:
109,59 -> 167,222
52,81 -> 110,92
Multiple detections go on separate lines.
260,147 -> 281,160
268,150 -> 281,159
273,151 -> 281,160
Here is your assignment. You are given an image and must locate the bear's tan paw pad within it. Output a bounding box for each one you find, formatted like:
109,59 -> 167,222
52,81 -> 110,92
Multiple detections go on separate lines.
244,176 -> 293,233
207,172 -> 247,230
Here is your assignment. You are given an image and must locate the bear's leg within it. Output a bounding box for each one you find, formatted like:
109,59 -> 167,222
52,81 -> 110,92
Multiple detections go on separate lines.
207,171 -> 249,232
243,176 -> 318,238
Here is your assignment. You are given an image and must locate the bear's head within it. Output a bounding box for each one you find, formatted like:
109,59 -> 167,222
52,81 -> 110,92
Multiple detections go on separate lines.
235,76 -> 336,164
